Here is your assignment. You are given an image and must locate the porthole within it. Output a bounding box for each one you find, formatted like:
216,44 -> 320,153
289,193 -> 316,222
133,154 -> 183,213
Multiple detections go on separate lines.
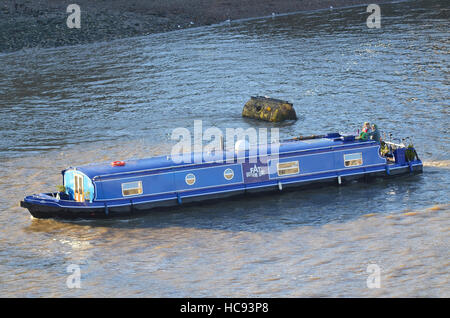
185,173 -> 196,185
224,168 -> 234,180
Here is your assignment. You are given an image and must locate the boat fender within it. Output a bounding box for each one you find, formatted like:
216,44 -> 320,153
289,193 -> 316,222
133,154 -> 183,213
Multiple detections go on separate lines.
278,181 -> 283,191
177,193 -> 182,205
408,161 -> 413,172
111,161 -> 125,167
104,203 -> 109,216
385,165 -> 390,175
337,175 -> 342,185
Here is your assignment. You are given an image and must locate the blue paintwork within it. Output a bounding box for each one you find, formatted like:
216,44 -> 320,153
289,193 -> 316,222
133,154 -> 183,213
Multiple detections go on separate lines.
94,163 -> 243,200
61,136 -> 386,202
72,136 -> 342,180
22,134 -> 423,218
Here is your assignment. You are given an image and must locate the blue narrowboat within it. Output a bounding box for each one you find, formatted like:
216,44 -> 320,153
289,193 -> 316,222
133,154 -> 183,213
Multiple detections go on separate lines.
20,133 -> 423,219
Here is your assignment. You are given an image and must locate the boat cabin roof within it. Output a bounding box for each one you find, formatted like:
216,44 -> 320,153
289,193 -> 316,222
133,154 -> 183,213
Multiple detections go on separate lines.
68,135 -> 374,180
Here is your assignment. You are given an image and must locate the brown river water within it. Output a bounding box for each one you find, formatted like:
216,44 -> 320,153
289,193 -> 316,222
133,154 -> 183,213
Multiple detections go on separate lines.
0,0 -> 448,297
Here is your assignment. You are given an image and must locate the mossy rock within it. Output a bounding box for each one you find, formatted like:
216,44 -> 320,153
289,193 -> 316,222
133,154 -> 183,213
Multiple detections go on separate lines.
242,96 -> 297,122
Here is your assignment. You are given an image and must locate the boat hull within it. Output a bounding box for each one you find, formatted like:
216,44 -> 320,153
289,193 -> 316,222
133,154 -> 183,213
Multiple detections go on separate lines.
21,162 -> 422,220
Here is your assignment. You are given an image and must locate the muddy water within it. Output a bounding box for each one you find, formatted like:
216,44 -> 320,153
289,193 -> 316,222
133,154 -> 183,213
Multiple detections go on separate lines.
0,0 -> 449,297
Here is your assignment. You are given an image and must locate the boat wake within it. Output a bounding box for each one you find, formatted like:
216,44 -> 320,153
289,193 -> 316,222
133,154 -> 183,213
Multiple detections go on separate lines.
423,160 -> 450,169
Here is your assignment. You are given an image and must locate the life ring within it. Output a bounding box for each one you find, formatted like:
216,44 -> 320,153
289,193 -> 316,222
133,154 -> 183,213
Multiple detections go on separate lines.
111,160 -> 125,167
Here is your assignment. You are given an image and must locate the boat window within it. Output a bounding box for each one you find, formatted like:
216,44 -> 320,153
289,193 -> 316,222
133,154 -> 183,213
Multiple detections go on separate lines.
122,181 -> 143,196
277,161 -> 300,176
344,153 -> 363,167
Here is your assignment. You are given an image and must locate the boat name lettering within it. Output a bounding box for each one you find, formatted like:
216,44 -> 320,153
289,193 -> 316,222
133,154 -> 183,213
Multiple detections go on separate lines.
242,163 -> 269,183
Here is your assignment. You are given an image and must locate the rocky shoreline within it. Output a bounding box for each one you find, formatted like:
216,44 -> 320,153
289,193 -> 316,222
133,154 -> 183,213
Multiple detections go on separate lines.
1,0 -> 383,53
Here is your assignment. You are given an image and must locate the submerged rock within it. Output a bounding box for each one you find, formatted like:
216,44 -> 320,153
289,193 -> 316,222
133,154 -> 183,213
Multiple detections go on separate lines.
242,96 -> 297,122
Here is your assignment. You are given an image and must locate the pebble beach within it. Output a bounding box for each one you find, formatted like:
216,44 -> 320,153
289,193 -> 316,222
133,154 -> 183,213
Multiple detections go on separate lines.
1,0 -> 385,53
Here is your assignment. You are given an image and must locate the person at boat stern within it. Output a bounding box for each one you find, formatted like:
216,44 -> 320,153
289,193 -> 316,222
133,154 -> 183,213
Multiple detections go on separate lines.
370,124 -> 381,142
359,122 -> 372,140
